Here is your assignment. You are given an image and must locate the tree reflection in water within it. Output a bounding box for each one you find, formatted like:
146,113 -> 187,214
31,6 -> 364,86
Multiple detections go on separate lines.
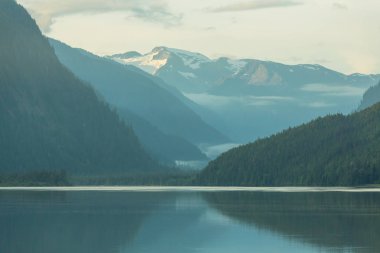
203,191 -> 380,253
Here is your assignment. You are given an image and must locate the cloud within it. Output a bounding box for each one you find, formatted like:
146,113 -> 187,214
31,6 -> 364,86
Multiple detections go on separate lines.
203,26 -> 217,31
208,0 -> 302,13
129,5 -> 183,27
184,93 -> 294,108
301,84 -> 366,97
247,95 -> 294,106
332,2 -> 348,10
17,0 -> 182,32
201,143 -> 240,159
183,93 -> 235,108
314,58 -> 332,65
305,101 -> 336,108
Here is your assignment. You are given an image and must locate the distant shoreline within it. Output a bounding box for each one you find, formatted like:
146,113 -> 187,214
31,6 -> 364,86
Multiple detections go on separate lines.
1,186 -> 380,192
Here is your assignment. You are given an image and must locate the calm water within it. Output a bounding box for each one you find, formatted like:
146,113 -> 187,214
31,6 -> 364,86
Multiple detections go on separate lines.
0,187 -> 380,253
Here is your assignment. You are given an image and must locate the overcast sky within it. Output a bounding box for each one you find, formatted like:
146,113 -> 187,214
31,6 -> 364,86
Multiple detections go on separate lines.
17,0 -> 380,74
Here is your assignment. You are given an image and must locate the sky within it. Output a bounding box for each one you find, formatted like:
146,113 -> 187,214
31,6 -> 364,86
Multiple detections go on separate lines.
17,0 -> 380,74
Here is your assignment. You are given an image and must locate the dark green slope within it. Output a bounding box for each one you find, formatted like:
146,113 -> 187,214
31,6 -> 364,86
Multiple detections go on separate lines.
359,81 -> 380,110
0,0 -> 158,174
199,103 -> 380,186
49,39 -> 228,146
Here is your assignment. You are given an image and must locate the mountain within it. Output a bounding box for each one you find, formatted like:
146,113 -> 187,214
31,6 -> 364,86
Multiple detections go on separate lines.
198,102 -> 380,186
109,47 -> 380,95
359,81 -> 380,110
110,47 -> 214,93
0,0 -> 159,174
50,40 -> 207,164
110,47 -> 380,143
117,108 -> 207,163
210,63 -> 379,96
50,40 -> 229,150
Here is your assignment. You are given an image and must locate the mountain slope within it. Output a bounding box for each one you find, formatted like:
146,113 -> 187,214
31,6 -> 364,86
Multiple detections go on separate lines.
359,81 -> 380,110
50,40 -> 228,146
110,47 -> 380,143
118,64 -> 231,142
0,0 -> 158,174
198,103 -> 380,186
117,108 -> 207,162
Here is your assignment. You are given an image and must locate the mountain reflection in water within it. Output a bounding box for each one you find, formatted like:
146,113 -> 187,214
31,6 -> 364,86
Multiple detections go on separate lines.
0,189 -> 379,253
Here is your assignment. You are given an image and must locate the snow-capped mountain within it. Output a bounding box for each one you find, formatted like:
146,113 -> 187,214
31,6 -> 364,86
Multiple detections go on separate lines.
109,47 -> 380,95
109,47 -> 250,92
111,47 -> 169,75
51,40 -> 229,150
110,46 -> 209,75
109,47 -> 380,142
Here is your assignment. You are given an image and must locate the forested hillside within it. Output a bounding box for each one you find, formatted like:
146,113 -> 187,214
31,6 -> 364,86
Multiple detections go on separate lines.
359,81 -> 380,110
199,103 -> 380,186
0,0 -> 159,174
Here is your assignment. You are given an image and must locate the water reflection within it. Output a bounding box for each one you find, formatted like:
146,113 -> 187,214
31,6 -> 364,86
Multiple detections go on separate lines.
203,191 -> 380,253
0,190 -> 379,253
0,191 -> 174,253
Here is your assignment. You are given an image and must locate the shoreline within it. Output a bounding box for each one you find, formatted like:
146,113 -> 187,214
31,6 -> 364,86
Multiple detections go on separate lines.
1,186 -> 380,192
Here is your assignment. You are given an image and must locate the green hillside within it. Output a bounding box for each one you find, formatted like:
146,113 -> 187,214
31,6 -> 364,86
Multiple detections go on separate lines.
0,0 -> 159,174
199,103 -> 380,186
359,81 -> 380,110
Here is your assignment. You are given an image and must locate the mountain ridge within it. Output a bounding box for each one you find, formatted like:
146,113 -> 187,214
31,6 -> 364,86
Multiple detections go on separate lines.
109,47 -> 380,94
50,39 -> 229,149
108,46 -> 379,143
198,102 -> 380,186
359,81 -> 380,110
0,0 -> 160,174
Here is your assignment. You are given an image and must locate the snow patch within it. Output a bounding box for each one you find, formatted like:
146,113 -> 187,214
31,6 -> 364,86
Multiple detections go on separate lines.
227,59 -> 247,74
111,46 -> 210,73
182,57 -> 203,69
179,71 -> 197,79
112,51 -> 168,75
162,47 -> 210,69
351,73 -> 366,77
302,65 -> 321,71
167,47 -> 210,62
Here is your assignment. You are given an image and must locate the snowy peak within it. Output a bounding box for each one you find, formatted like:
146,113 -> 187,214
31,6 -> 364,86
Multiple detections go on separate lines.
167,47 -> 210,62
110,48 -> 169,75
299,64 -> 324,71
109,46 -> 212,74
108,46 -> 380,94
151,46 -> 210,62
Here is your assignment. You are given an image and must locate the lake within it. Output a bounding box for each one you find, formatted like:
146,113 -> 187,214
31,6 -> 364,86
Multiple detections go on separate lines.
0,187 -> 379,253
